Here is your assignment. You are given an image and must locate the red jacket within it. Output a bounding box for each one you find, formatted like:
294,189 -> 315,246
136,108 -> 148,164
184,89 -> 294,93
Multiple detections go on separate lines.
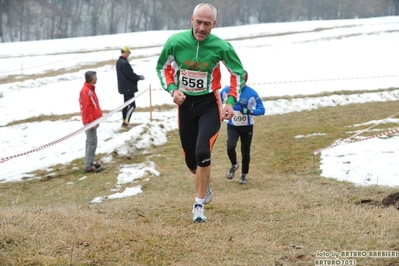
79,82 -> 103,124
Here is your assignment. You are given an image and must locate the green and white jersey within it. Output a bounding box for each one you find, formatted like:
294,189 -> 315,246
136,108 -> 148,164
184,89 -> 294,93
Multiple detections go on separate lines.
156,29 -> 245,106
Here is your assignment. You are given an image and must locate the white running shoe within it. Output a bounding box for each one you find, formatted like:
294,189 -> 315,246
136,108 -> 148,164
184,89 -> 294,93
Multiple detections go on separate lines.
226,164 -> 239,179
192,204 -> 207,223
204,185 -> 213,204
239,173 -> 248,184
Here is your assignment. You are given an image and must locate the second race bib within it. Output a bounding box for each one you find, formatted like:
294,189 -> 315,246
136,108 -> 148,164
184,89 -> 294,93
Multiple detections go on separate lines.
231,111 -> 247,126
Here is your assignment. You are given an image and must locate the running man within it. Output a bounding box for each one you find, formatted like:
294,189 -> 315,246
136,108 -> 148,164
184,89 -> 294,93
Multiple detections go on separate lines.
220,70 -> 265,184
156,3 -> 246,222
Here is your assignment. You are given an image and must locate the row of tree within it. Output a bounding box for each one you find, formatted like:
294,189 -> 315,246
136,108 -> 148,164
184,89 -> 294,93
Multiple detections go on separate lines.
1,0 -> 398,42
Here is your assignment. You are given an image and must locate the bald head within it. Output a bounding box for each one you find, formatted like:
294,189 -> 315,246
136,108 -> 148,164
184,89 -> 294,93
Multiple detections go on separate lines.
193,3 -> 217,20
191,3 -> 217,41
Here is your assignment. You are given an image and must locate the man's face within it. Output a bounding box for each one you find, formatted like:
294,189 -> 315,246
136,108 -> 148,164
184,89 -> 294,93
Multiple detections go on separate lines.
191,6 -> 216,41
123,51 -> 131,58
91,76 -> 97,85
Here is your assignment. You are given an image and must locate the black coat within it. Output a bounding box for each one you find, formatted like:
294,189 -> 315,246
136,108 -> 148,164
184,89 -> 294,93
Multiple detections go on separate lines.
116,56 -> 141,95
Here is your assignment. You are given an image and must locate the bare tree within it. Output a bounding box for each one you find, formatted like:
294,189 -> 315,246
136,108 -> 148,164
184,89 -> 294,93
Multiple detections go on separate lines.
0,0 -> 9,42
70,0 -> 84,37
392,0 -> 399,15
88,0 -> 105,36
5,0 -> 24,42
108,0 -> 125,34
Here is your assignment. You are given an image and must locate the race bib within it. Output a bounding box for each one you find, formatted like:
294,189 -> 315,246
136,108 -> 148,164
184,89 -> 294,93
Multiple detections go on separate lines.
231,111 -> 247,126
179,69 -> 208,93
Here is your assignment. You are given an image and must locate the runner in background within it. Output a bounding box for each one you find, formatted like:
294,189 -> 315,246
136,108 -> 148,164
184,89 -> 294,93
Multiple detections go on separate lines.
220,70 -> 265,184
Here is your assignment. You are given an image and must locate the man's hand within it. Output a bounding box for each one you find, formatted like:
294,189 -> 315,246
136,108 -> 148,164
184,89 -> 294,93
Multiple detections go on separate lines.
222,104 -> 234,120
172,90 -> 186,106
139,75 -> 145,80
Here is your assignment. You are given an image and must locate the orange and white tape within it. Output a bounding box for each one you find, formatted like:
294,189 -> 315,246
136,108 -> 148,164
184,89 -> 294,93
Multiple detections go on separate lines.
0,88 -> 148,164
313,110 -> 399,155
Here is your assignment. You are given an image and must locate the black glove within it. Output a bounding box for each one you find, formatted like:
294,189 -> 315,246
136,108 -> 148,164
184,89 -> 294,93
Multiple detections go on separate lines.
240,107 -> 251,115
139,75 -> 145,80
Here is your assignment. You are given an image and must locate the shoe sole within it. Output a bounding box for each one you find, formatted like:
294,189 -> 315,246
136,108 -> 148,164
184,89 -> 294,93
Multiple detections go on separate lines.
239,179 -> 248,184
85,168 -> 102,173
193,217 -> 207,223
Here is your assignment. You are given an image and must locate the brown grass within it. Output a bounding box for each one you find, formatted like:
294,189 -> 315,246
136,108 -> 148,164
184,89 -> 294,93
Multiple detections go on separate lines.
1,96 -> 399,265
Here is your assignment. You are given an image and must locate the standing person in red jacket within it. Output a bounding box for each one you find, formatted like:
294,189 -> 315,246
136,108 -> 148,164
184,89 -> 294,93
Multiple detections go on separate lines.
116,46 -> 145,129
79,71 -> 103,173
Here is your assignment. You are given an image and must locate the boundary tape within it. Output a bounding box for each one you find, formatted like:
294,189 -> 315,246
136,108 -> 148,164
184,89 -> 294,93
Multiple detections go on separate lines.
147,74 -> 399,91
251,74 -> 399,86
313,110 -> 399,155
0,88 -> 148,164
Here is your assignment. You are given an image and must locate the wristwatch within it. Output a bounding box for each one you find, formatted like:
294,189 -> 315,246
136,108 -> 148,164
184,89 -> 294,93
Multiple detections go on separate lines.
170,90 -> 176,97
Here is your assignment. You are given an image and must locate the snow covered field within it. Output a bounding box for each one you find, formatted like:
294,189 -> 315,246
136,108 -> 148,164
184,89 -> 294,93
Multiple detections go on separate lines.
1,16 -> 399,201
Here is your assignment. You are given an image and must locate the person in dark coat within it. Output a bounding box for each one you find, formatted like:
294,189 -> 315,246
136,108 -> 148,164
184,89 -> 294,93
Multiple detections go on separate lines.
116,46 -> 145,129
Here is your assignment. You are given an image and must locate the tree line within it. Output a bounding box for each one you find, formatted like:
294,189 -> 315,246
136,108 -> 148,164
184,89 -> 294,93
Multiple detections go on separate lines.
1,0 -> 398,43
